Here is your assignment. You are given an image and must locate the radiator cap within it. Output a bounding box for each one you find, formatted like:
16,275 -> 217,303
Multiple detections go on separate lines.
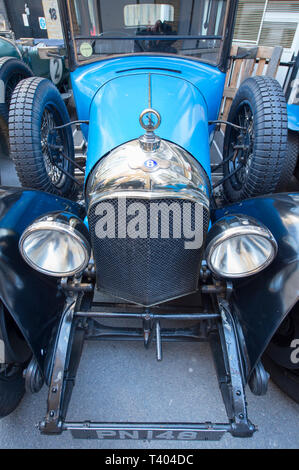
139,108 -> 161,152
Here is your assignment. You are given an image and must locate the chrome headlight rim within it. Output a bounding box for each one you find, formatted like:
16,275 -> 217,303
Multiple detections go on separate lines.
19,218 -> 91,278
206,218 -> 278,279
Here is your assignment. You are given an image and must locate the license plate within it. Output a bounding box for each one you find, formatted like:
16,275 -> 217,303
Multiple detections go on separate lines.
70,428 -> 225,441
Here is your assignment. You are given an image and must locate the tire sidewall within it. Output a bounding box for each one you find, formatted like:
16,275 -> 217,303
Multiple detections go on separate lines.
0,365 -> 26,418
289,131 -> 299,182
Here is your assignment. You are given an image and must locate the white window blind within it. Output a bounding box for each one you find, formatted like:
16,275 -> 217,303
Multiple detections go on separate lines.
260,21 -> 297,48
233,0 -> 266,43
267,1 -> 299,14
260,1 -> 299,49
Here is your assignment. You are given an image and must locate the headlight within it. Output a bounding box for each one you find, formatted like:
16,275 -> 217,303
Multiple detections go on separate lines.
206,215 -> 277,278
19,213 -> 91,277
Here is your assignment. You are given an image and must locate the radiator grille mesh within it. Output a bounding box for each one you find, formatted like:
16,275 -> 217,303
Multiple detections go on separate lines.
89,198 -> 209,306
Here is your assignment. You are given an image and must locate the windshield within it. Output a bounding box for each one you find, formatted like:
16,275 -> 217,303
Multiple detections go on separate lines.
66,0 -> 229,66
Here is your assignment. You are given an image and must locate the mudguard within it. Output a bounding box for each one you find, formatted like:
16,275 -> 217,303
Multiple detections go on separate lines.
0,37 -> 22,60
214,193 -> 299,379
0,187 -> 85,370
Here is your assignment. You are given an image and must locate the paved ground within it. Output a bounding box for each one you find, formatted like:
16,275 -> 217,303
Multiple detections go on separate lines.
0,337 -> 298,449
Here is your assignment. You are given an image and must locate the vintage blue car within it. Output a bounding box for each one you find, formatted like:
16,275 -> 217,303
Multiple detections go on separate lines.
0,0 -> 298,441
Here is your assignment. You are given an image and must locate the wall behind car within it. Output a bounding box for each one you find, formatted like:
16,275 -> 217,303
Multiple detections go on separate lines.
0,0 -> 62,40
3,0 -> 48,38
0,0 -> 9,31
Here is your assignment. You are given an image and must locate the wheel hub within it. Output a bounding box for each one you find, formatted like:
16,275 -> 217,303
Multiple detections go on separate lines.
41,109 -> 66,188
228,103 -> 254,190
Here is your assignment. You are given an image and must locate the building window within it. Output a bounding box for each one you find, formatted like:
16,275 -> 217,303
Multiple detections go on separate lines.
233,0 -> 299,51
260,21 -> 298,49
233,0 -> 266,43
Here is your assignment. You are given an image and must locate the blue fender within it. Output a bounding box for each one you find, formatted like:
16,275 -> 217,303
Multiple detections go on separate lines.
214,193 -> 299,378
0,188 -> 85,371
287,104 -> 299,132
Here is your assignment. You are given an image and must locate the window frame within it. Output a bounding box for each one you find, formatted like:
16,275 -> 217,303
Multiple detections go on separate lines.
58,0 -> 239,72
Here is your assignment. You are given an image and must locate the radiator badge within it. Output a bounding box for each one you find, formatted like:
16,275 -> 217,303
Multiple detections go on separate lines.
144,159 -> 158,169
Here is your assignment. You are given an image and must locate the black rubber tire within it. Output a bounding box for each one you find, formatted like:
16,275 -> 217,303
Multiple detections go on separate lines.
0,115 -> 9,156
0,57 -> 33,155
262,354 -> 299,404
0,366 -> 25,418
0,302 -> 31,418
223,76 -> 288,202
262,303 -> 299,403
9,77 -> 76,198
277,131 -> 299,190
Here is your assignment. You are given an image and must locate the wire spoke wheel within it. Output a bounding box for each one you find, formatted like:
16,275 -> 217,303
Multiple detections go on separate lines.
227,102 -> 254,191
41,108 -> 68,189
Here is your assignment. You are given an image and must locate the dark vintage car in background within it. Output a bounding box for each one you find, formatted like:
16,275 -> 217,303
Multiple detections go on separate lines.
0,0 -> 297,441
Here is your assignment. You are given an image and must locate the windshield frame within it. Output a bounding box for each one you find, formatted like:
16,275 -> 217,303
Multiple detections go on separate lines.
58,0 -> 238,72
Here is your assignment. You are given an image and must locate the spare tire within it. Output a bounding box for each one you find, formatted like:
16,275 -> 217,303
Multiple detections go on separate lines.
0,57 -> 33,155
222,76 -> 288,202
9,77 -> 76,198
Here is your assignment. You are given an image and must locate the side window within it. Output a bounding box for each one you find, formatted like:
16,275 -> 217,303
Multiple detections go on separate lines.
200,0 -> 226,36
72,0 -> 100,36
